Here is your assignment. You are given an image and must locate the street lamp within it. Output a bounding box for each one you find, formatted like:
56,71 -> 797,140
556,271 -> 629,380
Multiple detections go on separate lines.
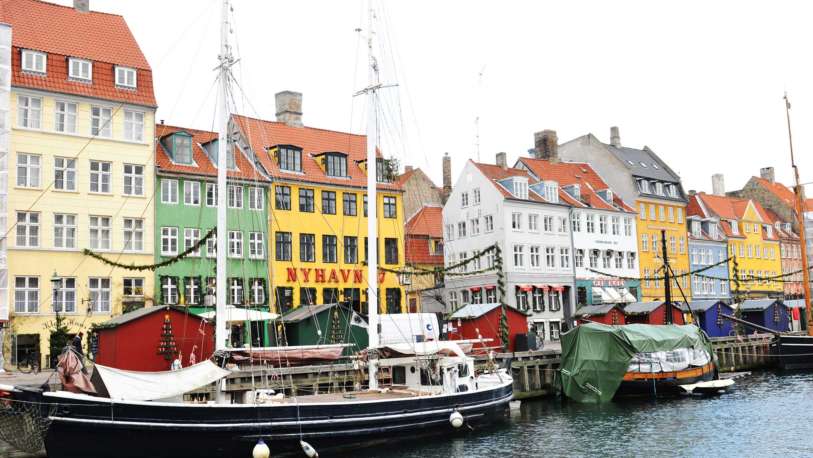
51,271 -> 60,314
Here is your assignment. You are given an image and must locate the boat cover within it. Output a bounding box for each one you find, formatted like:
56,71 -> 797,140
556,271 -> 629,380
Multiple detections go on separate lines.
382,341 -> 470,359
199,306 -> 279,322
230,345 -> 346,365
560,323 -> 714,403
93,360 -> 230,401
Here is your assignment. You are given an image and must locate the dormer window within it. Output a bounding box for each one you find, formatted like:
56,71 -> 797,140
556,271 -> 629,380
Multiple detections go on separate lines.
666,184 -> 677,197
21,50 -> 46,74
655,182 -> 664,195
691,221 -> 701,237
68,58 -> 92,81
709,223 -> 719,239
277,146 -> 302,172
544,181 -> 559,203
730,220 -> 739,235
324,152 -> 348,177
638,179 -> 651,194
514,180 -> 528,200
115,66 -> 137,88
766,225 -> 773,238
206,140 -> 235,169
165,133 -> 193,165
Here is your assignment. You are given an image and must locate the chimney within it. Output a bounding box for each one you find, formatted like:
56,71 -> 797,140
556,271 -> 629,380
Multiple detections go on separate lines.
74,0 -> 89,12
712,173 -> 725,196
533,130 -> 559,162
760,166 -> 775,183
442,153 -> 452,203
610,126 -> 621,147
274,91 -> 303,127
688,189 -> 697,196
404,165 -> 414,173
496,152 -> 508,170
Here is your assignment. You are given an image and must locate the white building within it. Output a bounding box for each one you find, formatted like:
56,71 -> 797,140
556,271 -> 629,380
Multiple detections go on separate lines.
443,154 -> 574,342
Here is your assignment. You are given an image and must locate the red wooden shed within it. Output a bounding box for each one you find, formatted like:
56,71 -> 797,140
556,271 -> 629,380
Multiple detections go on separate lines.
623,301 -> 685,325
93,306 -> 214,371
447,303 -> 529,352
574,304 -> 626,326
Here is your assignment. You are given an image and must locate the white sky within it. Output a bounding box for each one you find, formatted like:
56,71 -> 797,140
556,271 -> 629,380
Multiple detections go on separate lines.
66,0 -> 813,196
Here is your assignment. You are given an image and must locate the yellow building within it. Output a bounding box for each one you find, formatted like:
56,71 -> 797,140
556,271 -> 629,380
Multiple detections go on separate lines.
636,198 -> 691,301
232,95 -> 406,315
3,0 -> 157,368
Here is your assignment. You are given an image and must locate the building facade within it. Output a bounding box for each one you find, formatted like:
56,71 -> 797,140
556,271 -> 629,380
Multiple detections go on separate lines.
403,205 -> 444,313
396,165 -> 445,223
231,92 -> 406,315
557,127 -> 690,302
686,195 -> 729,300
443,156 -> 574,342
3,0 -> 156,367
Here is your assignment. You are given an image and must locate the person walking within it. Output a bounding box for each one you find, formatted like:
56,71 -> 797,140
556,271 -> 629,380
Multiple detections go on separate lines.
72,332 -> 84,356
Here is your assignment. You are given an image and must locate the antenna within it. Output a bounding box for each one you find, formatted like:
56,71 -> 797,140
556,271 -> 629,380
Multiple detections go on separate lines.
474,65 -> 486,162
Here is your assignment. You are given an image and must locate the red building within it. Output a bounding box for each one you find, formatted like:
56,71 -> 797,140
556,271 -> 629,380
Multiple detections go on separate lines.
574,304 -> 626,325
624,301 -> 685,325
94,306 -> 214,371
447,303 -> 529,352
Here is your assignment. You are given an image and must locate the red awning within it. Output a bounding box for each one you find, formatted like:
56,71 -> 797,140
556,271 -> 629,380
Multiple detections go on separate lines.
519,285 -> 533,292
552,285 -> 565,292
535,285 -> 548,291
485,285 -> 496,290
470,286 -> 482,292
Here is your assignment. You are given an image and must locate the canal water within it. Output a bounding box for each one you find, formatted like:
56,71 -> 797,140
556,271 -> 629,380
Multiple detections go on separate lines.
3,371 -> 811,457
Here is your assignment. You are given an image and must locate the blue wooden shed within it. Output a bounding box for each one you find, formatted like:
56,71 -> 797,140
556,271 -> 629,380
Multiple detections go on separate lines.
686,300 -> 734,338
738,299 -> 790,333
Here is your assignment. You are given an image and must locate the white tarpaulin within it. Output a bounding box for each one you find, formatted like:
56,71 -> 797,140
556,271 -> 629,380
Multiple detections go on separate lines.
94,360 -> 230,401
383,341 -> 470,359
627,348 -> 711,373
199,306 -> 279,322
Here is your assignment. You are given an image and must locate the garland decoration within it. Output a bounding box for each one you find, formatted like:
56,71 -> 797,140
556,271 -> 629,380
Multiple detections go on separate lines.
84,227 -> 216,272
586,256 -> 731,282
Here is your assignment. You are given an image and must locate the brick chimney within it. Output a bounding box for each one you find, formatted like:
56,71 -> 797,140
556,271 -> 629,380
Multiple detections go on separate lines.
610,126 -> 621,147
404,165 -> 413,173
74,0 -> 89,12
712,173 -> 725,196
760,166 -> 775,183
533,130 -> 559,162
275,91 -> 303,127
496,152 -> 508,170
442,153 -> 452,203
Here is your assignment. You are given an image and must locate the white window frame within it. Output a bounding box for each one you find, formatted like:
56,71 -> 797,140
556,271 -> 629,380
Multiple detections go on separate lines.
184,181 -> 201,206
16,153 -> 41,188
17,95 -> 42,129
115,66 -> 137,88
55,101 -> 77,133
14,276 -> 39,314
161,179 -> 179,204
161,227 -> 179,256
123,218 -> 144,252
206,183 -> 217,207
512,212 -> 522,231
249,186 -> 264,210
624,217 -> 633,236
53,277 -> 76,314
184,228 -> 201,256
249,232 -> 264,259
21,50 -> 46,74
53,213 -> 76,249
68,58 -> 92,81
123,164 -> 144,196
228,185 -> 243,209
228,230 -> 243,258
89,160 -> 112,193
91,106 -> 112,138
88,277 -> 111,313
16,211 -> 40,248
54,157 -> 77,192
123,278 -> 145,299
123,110 -> 144,142
513,244 -> 525,268
484,215 -> 494,233
89,215 -> 111,250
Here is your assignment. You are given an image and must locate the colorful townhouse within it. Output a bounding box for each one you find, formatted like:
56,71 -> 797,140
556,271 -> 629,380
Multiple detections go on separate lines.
153,124 -> 272,346
443,153 -> 574,342
403,205 -> 445,313
515,153 -> 640,308
230,91 -> 406,315
558,127 -> 691,302
3,0 -> 156,368
686,193 -> 730,300
690,190 -> 783,299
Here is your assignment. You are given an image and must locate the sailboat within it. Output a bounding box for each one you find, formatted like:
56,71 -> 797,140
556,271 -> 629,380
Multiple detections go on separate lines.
0,2 -> 512,457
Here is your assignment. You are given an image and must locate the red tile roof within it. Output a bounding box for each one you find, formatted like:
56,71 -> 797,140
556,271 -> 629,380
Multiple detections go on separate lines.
232,114 -> 401,191
405,206 -> 443,238
405,237 -> 443,266
471,161 -> 547,203
753,177 -> 796,207
686,194 -> 706,218
696,193 -> 749,220
394,168 -> 417,187
3,0 -> 156,106
154,124 -> 267,182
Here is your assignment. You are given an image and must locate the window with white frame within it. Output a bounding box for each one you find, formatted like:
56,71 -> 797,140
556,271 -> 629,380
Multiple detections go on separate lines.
123,278 -> 144,298
658,206 -> 665,221
16,153 -> 40,188
53,278 -> 76,313
529,246 -> 541,268
611,216 -> 620,235
586,214 -> 595,233
206,183 -> 217,207
161,227 -> 178,255
473,188 -> 480,204
249,232 -> 264,258
89,215 -> 111,250
544,181 -> 559,203
639,203 -> 646,220
461,192 -> 469,207
184,228 -> 200,256
161,179 -> 178,204
250,278 -> 266,305
89,277 -> 111,312
589,250 -> 599,268
545,247 -> 556,268
668,206 -> 675,222
513,180 -> 528,199
602,252 -> 611,269
528,214 -> 539,232
124,110 -> 144,142
228,185 -> 243,208
627,252 -> 636,269
55,101 -> 77,133
615,252 -> 623,269
115,66 -> 137,88
249,187 -> 264,210
624,217 -> 633,236
655,182 -> 664,195
21,50 -> 46,74
229,278 -> 244,305
123,164 -> 144,196
14,276 -> 39,313
89,160 -> 111,193
449,291 -> 459,309
512,212 -> 522,231
641,233 -> 649,251
91,106 -> 112,137
513,244 -> 525,267
228,231 -> 243,258
558,216 -> 568,233
470,218 -> 480,235
17,95 -> 41,129
457,221 -> 467,238
53,213 -> 76,249
543,215 -> 554,232
16,212 -> 39,247
571,212 -> 582,232
160,277 -> 179,305
184,181 -> 201,206
123,218 -> 144,251
560,248 -> 570,269
575,249 -> 584,268
206,237 -> 216,258
68,58 -> 91,81
54,157 -> 76,191
445,224 -> 454,241
599,215 -> 607,234
484,215 -> 494,232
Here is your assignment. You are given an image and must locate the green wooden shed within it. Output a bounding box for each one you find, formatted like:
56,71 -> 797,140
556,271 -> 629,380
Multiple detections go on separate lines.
280,303 -> 368,354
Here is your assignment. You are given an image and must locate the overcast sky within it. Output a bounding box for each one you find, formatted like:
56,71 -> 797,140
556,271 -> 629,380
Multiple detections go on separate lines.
67,0 -> 813,196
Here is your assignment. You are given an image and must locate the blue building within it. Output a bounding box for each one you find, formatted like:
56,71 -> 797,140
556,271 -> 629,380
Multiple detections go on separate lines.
687,300 -> 735,338
739,299 -> 790,333
687,215 -> 729,300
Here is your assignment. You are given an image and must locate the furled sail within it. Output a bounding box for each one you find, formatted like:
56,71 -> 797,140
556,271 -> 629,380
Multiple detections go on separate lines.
93,360 -> 230,401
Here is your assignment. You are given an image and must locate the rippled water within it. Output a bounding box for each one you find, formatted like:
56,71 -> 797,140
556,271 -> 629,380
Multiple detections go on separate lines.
360,372 -> 813,458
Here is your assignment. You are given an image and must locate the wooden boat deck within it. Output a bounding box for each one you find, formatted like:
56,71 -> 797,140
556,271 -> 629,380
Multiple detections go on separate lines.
276,388 -> 433,404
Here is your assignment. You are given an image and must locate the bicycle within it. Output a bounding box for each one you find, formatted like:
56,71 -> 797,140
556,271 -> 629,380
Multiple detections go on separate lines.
16,351 -> 41,374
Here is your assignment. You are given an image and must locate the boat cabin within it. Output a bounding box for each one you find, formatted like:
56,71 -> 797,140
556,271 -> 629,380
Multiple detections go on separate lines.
686,300 -> 734,338
574,304 -> 626,326
623,301 -> 685,325
377,351 -> 477,394
739,299 -> 790,333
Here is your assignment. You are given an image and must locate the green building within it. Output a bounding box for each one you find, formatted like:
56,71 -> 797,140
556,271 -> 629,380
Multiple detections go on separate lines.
154,124 -> 272,346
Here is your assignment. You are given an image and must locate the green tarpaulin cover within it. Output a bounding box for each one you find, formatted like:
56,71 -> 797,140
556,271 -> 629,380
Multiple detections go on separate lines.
560,323 -> 714,403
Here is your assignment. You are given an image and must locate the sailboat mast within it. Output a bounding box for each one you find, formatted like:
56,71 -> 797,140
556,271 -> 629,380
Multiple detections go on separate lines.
365,0 -> 380,390
215,0 -> 233,351
784,93 -> 813,336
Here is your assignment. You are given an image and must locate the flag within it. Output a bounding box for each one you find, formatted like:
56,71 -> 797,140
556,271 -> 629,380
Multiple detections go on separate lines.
350,311 -> 368,329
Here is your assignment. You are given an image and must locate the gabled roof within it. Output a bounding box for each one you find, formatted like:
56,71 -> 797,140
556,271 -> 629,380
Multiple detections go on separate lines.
688,300 -> 730,312
405,205 -> 442,238
94,305 -> 199,329
739,299 -> 782,311
471,160 -> 576,205
449,302 -> 502,319
3,0 -> 156,106
575,304 -> 621,316
281,303 -> 345,323
405,237 -> 443,266
696,192 -> 771,226
232,114 -> 400,191
606,144 -> 681,183
155,124 -> 267,182
752,177 -> 796,207
624,301 -> 665,314
394,168 -> 418,187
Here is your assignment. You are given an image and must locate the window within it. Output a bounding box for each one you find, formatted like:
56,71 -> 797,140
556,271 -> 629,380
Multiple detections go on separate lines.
461,192 -> 469,207
228,231 -> 243,258
205,183 -> 218,207
615,253 -> 623,269
655,182 -> 664,195
512,212 -> 522,230
658,206 -> 665,221
550,322 -> 561,341
627,252 -> 636,269
14,277 -> 39,313
572,212 -> 582,232
624,217 -> 633,236
228,185 -> 243,208
679,237 -> 686,254
383,196 -> 397,218
21,50 -> 46,74
602,252 -> 611,269
543,215 -> 554,232
17,95 -> 42,129
249,232 -> 264,258
385,238 -> 399,264
485,287 -> 496,303
248,187 -> 264,210
115,66 -> 137,88
88,215 -> 112,250
172,134 -> 193,164
248,278 -> 266,305
544,182 -> 559,203
343,193 -> 357,216
182,181 -> 201,206
322,191 -> 336,214
16,212 -> 39,247
560,248 -> 570,269
160,227 -> 178,255
513,180 -> 529,199
513,245 -> 525,267
670,236 -> 676,253
124,110 -> 144,142
278,146 -> 302,172
344,236 -> 358,263
545,247 -> 556,268
299,188 -> 314,212
639,203 -> 647,220
184,228 -> 201,256
229,279 -> 244,305
275,185 -> 291,210
638,180 -> 651,193
586,214 -> 595,233
599,215 -> 608,234
532,287 -> 544,312
470,218 -> 480,235
575,249 -> 584,268
668,206 -> 675,223
515,287 -> 529,312
86,161 -> 112,194
458,221 -> 467,238
123,278 -> 145,298
484,215 -> 494,232
91,106 -> 112,137
123,218 -> 144,251
528,214 -> 539,232
644,268 -> 651,288
611,216 -> 620,235
160,179 -> 178,204
558,216 -> 568,233
299,234 -> 316,262
275,232 -> 292,261
183,277 -> 202,305
641,233 -> 649,251
160,277 -> 180,305
324,153 -> 348,177
530,246 -> 541,268
473,188 -> 481,204
323,235 -> 338,263
54,214 -> 76,249
123,164 -> 144,196
89,278 -> 111,312
55,101 -> 77,133
363,195 -> 368,216
16,153 -> 40,188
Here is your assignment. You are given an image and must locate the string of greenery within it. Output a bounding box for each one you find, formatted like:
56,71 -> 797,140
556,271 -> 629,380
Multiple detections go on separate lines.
83,227 -> 216,272
586,256 -> 732,282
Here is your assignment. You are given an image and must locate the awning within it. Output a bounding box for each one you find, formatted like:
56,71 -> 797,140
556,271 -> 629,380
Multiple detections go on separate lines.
620,288 -> 637,303
470,286 -> 482,292
536,285 -> 549,291
199,306 -> 279,322
602,287 -> 622,303
519,285 -> 533,292
93,361 -> 230,401
485,285 -> 496,290
552,285 -> 565,293
591,287 -> 605,301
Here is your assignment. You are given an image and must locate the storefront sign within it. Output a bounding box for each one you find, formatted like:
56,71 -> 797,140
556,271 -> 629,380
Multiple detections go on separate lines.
285,267 -> 387,284
592,277 -> 624,287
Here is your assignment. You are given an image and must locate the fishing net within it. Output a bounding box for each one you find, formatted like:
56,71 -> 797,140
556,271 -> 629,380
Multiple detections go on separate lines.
0,399 -> 54,454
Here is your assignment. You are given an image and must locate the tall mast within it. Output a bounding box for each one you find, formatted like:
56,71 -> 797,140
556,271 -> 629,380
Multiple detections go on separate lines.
661,229 -> 673,324
215,0 -> 233,352
784,93 -> 813,336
